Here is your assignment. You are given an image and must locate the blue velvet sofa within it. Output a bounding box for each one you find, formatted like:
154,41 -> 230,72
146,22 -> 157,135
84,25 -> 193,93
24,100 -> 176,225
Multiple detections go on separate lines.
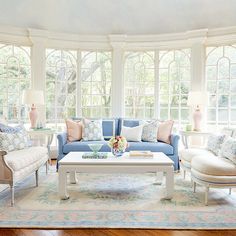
57,118 -> 180,170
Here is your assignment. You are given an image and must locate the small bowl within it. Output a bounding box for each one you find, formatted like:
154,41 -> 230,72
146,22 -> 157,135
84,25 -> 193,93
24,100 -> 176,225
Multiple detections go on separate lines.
88,143 -> 103,153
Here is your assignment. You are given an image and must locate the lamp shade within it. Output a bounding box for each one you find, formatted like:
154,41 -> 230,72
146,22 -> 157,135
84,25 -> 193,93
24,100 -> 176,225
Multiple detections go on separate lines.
22,89 -> 44,105
187,91 -> 209,107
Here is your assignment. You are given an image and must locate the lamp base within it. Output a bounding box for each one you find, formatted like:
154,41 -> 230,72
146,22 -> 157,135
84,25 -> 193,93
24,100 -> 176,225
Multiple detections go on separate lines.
29,106 -> 38,128
193,108 -> 202,132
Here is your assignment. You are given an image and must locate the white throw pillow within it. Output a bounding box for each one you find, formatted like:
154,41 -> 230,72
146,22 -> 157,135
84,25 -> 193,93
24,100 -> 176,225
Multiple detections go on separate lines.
120,125 -> 143,142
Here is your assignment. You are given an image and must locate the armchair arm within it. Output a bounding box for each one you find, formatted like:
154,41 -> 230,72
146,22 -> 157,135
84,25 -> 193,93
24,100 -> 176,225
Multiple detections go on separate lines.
57,132 -> 67,155
0,151 -> 13,183
170,134 -> 180,155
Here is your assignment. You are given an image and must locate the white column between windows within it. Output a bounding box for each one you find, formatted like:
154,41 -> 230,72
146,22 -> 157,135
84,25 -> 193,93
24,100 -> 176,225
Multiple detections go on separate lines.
29,33 -> 47,125
109,36 -> 126,117
190,41 -> 206,91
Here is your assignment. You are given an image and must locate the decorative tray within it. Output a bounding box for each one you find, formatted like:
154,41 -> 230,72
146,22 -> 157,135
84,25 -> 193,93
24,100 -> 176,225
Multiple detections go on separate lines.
82,152 -> 108,159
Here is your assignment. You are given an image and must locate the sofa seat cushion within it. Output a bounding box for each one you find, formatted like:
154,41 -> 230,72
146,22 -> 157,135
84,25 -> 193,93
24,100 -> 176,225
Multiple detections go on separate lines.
191,155 -> 236,176
191,168 -> 236,184
5,146 -> 48,171
63,141 -> 111,153
179,148 -> 215,163
126,141 -> 173,154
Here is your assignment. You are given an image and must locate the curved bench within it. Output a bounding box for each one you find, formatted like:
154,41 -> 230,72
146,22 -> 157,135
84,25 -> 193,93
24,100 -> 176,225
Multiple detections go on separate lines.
191,154 -> 236,205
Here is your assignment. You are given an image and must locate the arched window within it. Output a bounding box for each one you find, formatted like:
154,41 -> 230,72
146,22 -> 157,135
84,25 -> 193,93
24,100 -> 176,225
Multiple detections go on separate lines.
124,52 -> 155,119
46,49 -> 77,130
0,44 -> 31,123
159,49 -> 191,128
81,51 -> 112,118
206,46 -> 236,129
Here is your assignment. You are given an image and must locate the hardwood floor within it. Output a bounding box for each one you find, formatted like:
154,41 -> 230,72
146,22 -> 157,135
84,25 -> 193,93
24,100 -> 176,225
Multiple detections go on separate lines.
0,229 -> 236,236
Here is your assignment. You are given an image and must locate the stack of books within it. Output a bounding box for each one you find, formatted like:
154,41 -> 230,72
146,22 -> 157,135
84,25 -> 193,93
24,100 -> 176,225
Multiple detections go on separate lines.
129,151 -> 153,158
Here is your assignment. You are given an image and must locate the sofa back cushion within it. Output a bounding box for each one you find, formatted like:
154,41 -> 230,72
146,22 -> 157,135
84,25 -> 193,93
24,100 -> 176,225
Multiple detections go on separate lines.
119,118 -> 140,134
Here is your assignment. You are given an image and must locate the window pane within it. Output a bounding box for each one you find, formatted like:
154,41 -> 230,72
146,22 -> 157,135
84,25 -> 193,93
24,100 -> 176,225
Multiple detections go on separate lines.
81,51 -> 112,118
46,49 -> 77,129
206,45 -> 236,127
0,44 -> 31,123
159,49 -> 191,128
124,51 -> 154,119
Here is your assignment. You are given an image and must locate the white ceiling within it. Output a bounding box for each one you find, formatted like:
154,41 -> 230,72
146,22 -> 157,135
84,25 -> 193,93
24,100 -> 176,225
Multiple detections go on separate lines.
0,0 -> 236,35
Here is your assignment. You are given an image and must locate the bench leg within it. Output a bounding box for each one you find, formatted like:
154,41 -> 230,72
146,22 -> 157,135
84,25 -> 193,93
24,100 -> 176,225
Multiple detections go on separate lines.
205,186 -> 209,206
193,181 -> 196,193
35,170 -> 39,187
46,161 -> 48,175
10,184 -> 14,206
229,188 -> 232,195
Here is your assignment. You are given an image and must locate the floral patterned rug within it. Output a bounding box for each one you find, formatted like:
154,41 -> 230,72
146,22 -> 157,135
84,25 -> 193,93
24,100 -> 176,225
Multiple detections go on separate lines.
0,169 -> 236,229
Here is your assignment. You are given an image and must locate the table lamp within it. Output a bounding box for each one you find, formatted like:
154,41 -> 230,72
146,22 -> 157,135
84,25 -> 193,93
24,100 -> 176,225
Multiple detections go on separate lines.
22,89 -> 45,128
187,91 -> 208,131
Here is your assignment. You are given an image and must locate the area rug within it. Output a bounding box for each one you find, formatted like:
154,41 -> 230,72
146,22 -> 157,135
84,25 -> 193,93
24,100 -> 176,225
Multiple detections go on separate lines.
0,169 -> 236,229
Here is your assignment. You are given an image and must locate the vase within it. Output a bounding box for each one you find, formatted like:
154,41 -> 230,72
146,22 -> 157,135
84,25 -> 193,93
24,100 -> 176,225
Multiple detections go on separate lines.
111,148 -> 125,157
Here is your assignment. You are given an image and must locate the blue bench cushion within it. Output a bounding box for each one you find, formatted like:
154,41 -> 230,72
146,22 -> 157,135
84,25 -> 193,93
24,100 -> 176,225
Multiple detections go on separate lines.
126,142 -> 174,155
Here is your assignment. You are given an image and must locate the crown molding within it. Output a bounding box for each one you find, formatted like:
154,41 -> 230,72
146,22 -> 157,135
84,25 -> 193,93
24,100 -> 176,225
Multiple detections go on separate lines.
0,24 -> 236,48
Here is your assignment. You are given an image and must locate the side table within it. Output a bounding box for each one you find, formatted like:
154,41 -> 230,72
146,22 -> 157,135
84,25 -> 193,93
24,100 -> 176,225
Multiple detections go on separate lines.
179,130 -> 212,149
27,129 -> 56,165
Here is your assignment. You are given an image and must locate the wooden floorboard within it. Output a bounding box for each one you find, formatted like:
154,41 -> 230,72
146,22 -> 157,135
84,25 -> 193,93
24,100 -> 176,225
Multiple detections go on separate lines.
0,229 -> 236,236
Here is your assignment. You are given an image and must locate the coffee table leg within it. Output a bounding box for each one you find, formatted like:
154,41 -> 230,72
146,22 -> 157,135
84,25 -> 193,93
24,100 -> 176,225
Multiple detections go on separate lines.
58,167 -> 70,200
70,171 -> 78,184
165,166 -> 174,199
155,172 -> 163,185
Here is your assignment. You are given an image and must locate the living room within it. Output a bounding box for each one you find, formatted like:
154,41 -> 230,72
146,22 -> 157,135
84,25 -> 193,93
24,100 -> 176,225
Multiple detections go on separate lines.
0,0 -> 236,235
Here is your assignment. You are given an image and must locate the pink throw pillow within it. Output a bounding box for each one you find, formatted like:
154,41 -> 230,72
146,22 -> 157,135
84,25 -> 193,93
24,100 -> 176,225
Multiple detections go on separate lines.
157,120 -> 174,144
65,119 -> 83,142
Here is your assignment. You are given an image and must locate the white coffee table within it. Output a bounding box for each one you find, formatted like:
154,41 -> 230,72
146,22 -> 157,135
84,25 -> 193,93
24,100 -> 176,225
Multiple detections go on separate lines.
58,152 -> 174,200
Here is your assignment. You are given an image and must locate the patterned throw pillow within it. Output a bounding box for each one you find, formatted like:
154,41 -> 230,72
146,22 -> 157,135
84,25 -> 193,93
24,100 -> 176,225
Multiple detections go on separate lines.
82,119 -> 104,141
0,131 -> 29,152
140,120 -> 158,142
220,137 -> 236,164
206,134 -> 225,156
0,123 -> 22,133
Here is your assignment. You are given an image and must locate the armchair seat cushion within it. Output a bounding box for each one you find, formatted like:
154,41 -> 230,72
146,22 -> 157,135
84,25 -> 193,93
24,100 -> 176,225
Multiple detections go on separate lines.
191,154 -> 236,176
5,146 -> 48,171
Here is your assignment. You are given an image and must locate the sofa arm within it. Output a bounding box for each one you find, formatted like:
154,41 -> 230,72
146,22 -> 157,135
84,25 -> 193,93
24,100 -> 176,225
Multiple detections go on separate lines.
57,132 -> 67,156
170,134 -> 180,155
